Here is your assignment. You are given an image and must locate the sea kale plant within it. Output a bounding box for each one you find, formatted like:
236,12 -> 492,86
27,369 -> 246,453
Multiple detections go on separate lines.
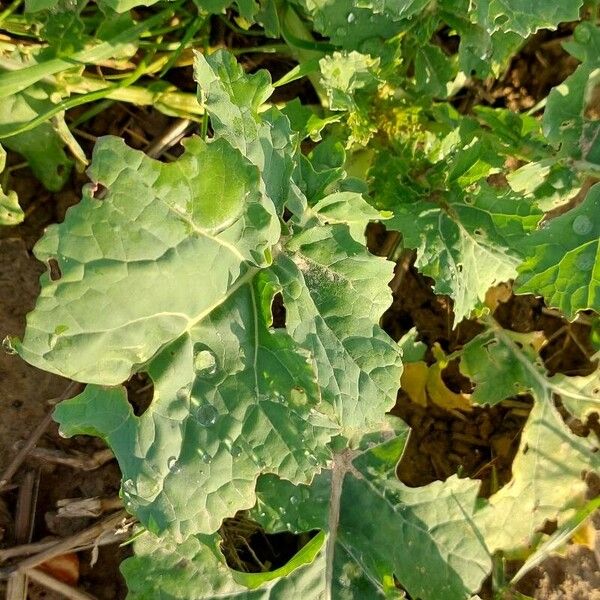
1,0 -> 599,598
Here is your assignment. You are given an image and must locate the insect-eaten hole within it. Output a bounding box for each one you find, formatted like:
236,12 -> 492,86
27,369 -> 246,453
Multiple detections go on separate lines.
394,392 -> 532,498
219,514 -> 318,573
48,259 -> 62,281
270,292 -> 287,329
126,372 -> 154,417
91,183 -> 107,200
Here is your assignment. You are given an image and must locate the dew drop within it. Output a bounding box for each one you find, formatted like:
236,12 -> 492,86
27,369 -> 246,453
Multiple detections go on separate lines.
2,336 -> 17,355
272,391 -> 285,403
574,25 -> 592,44
231,444 -> 242,458
193,349 -> 217,376
290,495 -> 300,506
250,452 -> 266,468
49,334 -> 58,350
304,450 -> 319,466
167,456 -> 177,470
196,403 -> 218,427
347,12 -> 355,23
200,451 -> 212,464
575,252 -> 595,272
572,214 -> 593,235
122,479 -> 136,495
176,387 -> 190,401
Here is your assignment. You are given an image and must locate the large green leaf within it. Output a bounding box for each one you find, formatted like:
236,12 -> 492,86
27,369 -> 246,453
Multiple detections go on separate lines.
476,398 -> 598,552
543,23 -> 600,165
380,178 -> 542,323
515,183 -> 600,318
459,329 -> 547,406
18,53 -> 402,541
122,529 -> 327,600
474,0 -> 583,37
458,326 -> 599,551
253,421 -> 492,600
194,50 -> 299,213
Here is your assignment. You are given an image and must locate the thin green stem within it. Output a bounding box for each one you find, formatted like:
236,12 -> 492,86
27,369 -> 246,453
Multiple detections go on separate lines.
218,14 -> 266,37
0,52 -> 156,140
159,14 -> 206,77
0,0 -> 23,27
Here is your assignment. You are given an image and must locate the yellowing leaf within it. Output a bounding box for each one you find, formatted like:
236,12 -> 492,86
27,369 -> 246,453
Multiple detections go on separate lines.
401,361 -> 472,412
400,362 -> 428,407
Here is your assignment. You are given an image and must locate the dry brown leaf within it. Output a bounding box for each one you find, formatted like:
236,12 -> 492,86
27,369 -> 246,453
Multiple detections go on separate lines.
38,552 -> 79,586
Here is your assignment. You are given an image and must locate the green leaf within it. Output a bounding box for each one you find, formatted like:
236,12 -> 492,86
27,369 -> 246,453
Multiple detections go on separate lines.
398,327 -> 427,363
194,50 -> 298,211
0,73 -> 73,191
380,179 -> 542,323
0,145 -> 23,226
254,422 -> 492,600
550,370 -> 600,424
474,0 -> 583,37
459,329 -> 547,406
476,398 -> 598,553
122,529 -> 327,599
26,0 -> 161,11
296,0 -> 404,50
319,51 -> 379,112
414,45 -> 454,97
457,325 -> 599,552
543,23 -> 600,166
19,52 -> 401,541
515,183 -> 600,318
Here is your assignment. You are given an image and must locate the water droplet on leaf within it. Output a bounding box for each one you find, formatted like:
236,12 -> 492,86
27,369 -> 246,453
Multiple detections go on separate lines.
304,450 -> 319,466
347,12 -> 355,23
176,387 -> 190,401
231,444 -> 242,457
167,456 -> 177,470
123,479 -> 136,495
196,403 -> 218,426
193,349 -> 217,376
290,495 -> 300,505
572,214 -> 593,235
575,252 -> 595,272
574,25 -> 592,44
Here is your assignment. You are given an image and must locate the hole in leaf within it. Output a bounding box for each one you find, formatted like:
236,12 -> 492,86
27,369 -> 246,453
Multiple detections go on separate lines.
394,392 -> 531,498
220,514 -> 318,573
91,183 -> 107,200
126,372 -> 154,417
522,443 -> 529,455
270,292 -> 287,329
48,259 -> 62,281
